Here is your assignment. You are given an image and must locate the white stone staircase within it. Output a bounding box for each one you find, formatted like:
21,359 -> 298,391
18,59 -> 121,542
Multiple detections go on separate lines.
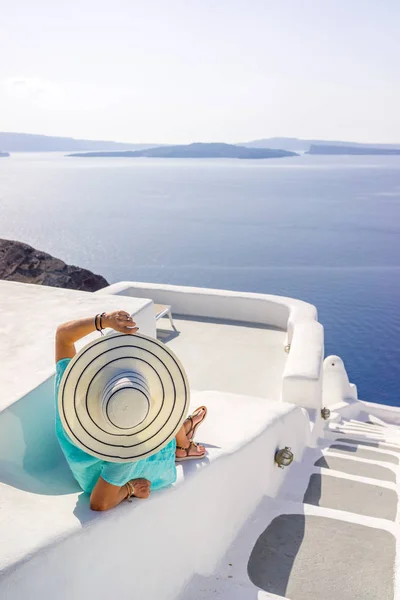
180,417 -> 400,600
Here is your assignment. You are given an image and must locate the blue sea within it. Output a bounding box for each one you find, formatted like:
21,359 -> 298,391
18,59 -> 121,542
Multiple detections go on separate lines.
1,152 -> 399,405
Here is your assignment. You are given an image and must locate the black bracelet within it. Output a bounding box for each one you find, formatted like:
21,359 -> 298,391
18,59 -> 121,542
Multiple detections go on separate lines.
94,314 -> 101,332
99,312 -> 106,330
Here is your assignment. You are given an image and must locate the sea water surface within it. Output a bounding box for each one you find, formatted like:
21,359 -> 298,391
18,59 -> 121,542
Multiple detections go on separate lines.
0,152 -> 399,404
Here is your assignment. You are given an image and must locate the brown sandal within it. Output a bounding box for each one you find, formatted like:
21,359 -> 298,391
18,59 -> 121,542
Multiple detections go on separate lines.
175,441 -> 206,462
184,406 -> 207,441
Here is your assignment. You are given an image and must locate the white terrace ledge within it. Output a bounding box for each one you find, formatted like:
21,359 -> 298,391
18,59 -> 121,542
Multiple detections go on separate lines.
0,280 -> 156,413
0,389 -> 311,600
102,281 -> 318,341
102,281 -> 325,410
0,280 -> 323,599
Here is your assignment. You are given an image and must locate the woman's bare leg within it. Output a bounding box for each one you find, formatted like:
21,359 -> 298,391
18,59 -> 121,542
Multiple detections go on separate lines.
182,407 -> 206,439
175,413 -> 206,459
90,409 -> 208,509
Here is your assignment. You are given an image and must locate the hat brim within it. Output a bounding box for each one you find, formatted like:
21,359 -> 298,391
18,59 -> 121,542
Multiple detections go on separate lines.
58,332 -> 189,463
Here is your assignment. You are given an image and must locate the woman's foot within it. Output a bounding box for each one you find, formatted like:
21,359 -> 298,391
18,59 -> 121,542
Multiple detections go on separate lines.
175,441 -> 206,462
183,406 -> 207,440
130,478 -> 151,499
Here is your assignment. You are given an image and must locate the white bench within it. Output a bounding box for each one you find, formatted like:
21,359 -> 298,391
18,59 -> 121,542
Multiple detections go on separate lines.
154,303 -> 176,330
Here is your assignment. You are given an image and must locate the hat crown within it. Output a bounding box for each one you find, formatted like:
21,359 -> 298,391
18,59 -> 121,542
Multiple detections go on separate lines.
102,371 -> 150,430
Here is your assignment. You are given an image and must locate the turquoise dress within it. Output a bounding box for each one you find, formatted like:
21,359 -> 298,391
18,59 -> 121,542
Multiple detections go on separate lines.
54,359 -> 177,493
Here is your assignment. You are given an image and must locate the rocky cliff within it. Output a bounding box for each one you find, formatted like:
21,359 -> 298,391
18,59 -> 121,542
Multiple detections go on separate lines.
0,239 -> 109,292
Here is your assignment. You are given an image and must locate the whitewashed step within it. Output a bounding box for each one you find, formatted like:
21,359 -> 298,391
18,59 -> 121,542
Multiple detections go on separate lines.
335,437 -> 400,454
314,454 -> 396,482
327,443 -> 399,464
248,514 -> 395,600
303,474 -> 397,520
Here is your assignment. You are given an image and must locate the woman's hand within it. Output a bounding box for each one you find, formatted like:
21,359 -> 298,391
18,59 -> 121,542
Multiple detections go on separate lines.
131,478 -> 151,499
102,310 -> 139,335
56,310 -> 139,362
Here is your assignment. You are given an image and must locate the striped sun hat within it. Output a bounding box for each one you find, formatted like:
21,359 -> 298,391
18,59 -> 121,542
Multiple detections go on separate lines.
58,332 -> 189,463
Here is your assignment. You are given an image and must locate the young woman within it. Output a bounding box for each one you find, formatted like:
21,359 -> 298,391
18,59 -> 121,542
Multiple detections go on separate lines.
55,310 -> 207,511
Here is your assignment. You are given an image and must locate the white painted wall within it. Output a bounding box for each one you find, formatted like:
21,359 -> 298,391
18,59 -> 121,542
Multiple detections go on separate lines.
0,280 -> 156,412
0,391 -> 311,600
358,400 -> 400,426
0,376 -> 63,479
0,280 -> 325,599
322,355 -> 358,408
102,281 -> 317,330
0,281 -> 156,495
102,282 -> 325,412
332,397 -> 400,427
282,321 -> 324,410
321,354 -> 400,426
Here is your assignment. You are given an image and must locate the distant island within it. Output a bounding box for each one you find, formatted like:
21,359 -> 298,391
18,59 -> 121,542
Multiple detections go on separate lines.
240,137 -> 400,152
2,131 -> 400,154
0,151 -> 10,157
67,143 -> 298,160
0,132 -> 158,153
307,144 -> 400,156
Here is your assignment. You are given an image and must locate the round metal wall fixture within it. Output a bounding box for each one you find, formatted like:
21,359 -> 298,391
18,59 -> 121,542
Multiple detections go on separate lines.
321,407 -> 331,420
275,446 -> 294,469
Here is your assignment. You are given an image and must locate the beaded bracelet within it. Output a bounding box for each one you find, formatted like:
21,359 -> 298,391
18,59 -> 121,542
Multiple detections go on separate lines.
94,314 -> 102,333
99,312 -> 107,333
125,481 -> 135,502
95,313 -> 107,336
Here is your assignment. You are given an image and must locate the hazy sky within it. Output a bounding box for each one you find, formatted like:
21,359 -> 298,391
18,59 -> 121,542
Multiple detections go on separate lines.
1,0 -> 399,144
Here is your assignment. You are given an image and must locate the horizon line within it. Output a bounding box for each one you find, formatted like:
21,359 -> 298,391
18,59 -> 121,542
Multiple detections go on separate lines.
1,130 -> 400,147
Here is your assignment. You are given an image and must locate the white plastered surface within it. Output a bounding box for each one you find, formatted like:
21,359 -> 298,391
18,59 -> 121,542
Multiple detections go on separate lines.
0,280 -> 155,411
0,390 -> 310,600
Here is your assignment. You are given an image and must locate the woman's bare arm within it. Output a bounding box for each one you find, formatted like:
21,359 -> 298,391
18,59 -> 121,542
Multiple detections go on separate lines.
90,477 -> 150,511
55,310 -> 139,362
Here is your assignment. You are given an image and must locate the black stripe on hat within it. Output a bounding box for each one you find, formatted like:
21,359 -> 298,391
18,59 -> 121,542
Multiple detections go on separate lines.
84,354 -> 166,436
59,334 -> 188,460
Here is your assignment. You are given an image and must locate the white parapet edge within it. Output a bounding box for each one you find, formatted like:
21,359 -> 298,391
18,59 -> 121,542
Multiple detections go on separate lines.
0,401 -> 311,600
100,281 -> 325,415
